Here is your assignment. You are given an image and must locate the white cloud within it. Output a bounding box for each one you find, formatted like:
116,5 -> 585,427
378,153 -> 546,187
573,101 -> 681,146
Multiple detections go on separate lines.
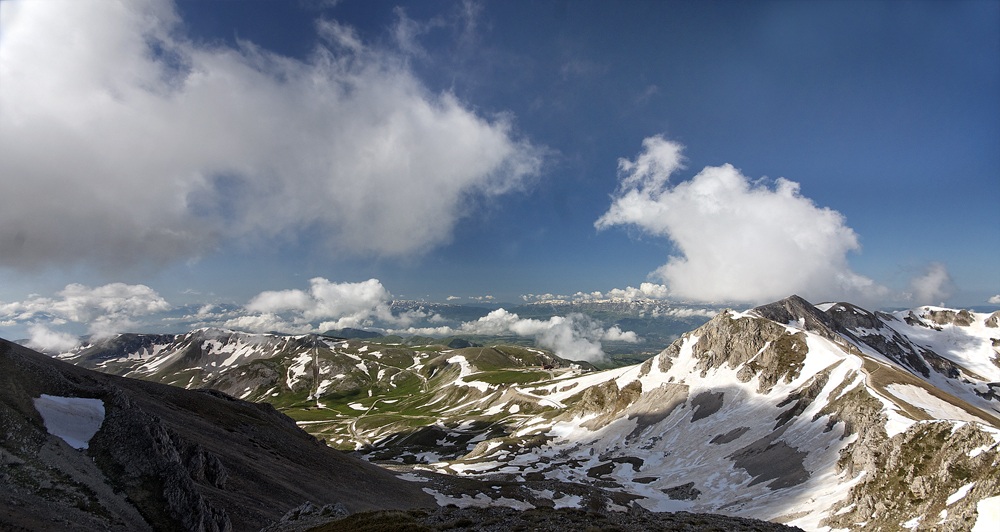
237,277 -> 419,332
446,295 -> 462,301
907,263 -> 955,305
459,309 -> 637,362
522,283 -> 671,303
596,135 -> 885,304
222,313 -> 309,335
0,0 -> 542,270
606,283 -> 671,301
601,326 -> 639,343
652,307 -> 717,319
989,295 -> 1000,305
0,282 -> 170,339
246,289 -> 313,314
26,324 -> 80,353
392,308 -> 640,362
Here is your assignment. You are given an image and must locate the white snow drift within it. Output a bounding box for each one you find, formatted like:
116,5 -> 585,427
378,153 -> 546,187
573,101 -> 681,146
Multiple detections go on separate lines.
33,394 -> 106,450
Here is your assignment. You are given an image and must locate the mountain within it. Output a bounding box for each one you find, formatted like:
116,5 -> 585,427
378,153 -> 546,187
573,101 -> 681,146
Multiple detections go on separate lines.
0,337 -> 434,531
56,330 -> 588,451
408,296 -> 1000,530
44,297 -> 1000,530
1,338 -> 801,532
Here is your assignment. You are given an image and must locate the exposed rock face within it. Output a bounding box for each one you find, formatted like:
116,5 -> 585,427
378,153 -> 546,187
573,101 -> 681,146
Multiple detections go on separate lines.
88,388 -> 232,531
0,339 -> 434,531
923,308 -> 977,327
752,295 -> 839,340
688,309 -> 808,393
823,421 -> 1000,531
573,379 -> 643,430
825,302 -> 960,378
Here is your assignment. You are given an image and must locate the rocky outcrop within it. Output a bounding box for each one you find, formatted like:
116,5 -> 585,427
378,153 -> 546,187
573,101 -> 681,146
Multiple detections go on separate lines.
822,421 -> 1000,531
687,309 -> 807,394
571,379 -> 643,430
752,295 -> 839,340
88,388 -> 232,531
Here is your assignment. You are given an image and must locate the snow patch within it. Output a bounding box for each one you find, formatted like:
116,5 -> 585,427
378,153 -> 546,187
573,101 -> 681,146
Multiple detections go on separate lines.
947,482 -> 976,506
396,473 -> 429,483
553,494 -> 583,509
972,496 -> 1000,532
447,355 -> 490,392
33,394 -> 105,450
421,488 -> 535,510
885,384 -> 988,424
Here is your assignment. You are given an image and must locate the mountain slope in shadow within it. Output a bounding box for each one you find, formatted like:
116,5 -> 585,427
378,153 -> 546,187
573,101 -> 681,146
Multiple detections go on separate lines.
0,338 -> 434,531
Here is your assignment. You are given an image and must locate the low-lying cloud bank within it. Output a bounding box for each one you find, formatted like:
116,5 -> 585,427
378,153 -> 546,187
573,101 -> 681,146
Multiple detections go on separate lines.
0,282 -> 170,350
233,279 -> 638,362
395,309 -> 639,362
225,278 -> 434,333
523,282 -> 672,303
0,278 -> 640,362
0,0 -> 542,270
596,136 -> 888,305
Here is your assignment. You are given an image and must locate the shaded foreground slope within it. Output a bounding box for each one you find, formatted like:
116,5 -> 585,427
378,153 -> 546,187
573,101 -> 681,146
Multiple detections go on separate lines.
0,338 -> 433,531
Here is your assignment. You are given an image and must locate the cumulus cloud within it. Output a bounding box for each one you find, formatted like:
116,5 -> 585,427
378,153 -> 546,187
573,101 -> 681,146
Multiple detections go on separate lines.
236,278 -> 398,332
651,307 -> 717,319
522,283 -> 671,303
222,313 -> 309,335
907,263 -> 955,305
989,295 -> 1000,305
596,135 -> 884,304
0,282 -> 170,340
25,324 -> 82,353
0,0 -> 542,270
465,309 -> 638,362
26,323 -> 80,354
392,308 -> 640,362
234,277 -> 440,333
604,283 -> 671,301
601,326 -> 640,343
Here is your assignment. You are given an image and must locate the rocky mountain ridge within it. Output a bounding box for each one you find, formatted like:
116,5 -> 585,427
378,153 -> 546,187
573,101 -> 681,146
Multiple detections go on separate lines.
34,297 -> 1000,530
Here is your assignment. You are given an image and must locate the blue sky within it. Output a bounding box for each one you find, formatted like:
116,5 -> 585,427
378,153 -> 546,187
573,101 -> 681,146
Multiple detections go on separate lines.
1,0 -> 998,346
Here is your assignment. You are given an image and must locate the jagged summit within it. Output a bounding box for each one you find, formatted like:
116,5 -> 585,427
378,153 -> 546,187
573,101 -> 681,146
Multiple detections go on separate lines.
750,294 -> 839,340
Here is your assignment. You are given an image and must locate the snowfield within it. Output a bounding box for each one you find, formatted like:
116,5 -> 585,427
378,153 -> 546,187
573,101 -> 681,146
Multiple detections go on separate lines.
33,394 -> 105,450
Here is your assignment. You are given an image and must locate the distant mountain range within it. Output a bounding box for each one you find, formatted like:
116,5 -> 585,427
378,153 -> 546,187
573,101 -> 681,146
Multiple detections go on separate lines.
8,296 -> 1000,530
